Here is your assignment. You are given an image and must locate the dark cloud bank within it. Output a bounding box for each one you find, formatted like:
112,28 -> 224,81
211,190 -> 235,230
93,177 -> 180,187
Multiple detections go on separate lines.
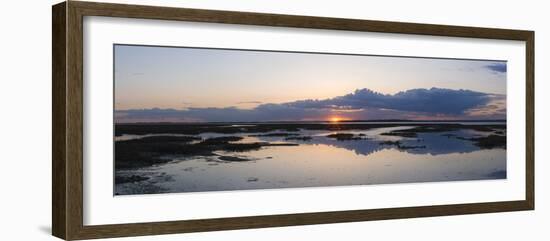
486,62 -> 507,73
116,87 -> 506,123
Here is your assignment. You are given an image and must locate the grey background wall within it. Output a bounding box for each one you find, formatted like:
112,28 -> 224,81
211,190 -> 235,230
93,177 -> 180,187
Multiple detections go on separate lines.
0,0 -> 546,240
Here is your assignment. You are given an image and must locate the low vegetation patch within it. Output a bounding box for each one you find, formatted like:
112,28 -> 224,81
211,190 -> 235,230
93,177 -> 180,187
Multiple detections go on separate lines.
285,136 -> 313,141
250,133 -> 300,137
115,175 -> 149,184
116,135 -> 300,169
468,135 -> 506,149
326,133 -> 363,141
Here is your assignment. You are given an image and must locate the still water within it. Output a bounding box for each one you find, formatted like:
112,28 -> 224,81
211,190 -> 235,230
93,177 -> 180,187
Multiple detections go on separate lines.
115,126 -> 506,195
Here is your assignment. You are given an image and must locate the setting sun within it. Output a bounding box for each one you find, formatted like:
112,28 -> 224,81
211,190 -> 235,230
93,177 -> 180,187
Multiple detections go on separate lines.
111,43 -> 508,197
330,117 -> 342,122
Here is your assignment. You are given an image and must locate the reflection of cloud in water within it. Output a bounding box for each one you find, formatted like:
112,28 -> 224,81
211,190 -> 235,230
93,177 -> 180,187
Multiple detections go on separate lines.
253,129 -> 489,157
200,126 -> 496,158
399,131 -> 481,155
115,126 -> 506,195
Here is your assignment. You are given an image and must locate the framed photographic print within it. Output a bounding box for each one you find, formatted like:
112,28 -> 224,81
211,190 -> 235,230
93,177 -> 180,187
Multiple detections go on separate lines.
52,1 -> 534,240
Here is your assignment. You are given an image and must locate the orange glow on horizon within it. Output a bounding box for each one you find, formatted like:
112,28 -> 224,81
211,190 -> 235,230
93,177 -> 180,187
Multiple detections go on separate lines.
329,117 -> 343,122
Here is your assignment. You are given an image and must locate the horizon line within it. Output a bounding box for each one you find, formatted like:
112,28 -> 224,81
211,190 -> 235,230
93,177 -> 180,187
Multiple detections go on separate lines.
114,119 -> 507,125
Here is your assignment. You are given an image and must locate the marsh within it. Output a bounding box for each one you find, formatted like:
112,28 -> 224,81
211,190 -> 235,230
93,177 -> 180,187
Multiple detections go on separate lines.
114,121 -> 506,195
113,45 -> 508,195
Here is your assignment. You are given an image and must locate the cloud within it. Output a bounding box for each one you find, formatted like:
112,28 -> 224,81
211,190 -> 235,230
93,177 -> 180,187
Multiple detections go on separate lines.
486,63 -> 507,73
281,88 -> 492,115
465,94 -> 506,117
115,88 -> 505,122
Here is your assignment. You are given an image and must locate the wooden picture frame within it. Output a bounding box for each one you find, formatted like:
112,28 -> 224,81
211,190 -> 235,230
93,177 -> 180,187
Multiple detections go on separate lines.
52,1 -> 534,240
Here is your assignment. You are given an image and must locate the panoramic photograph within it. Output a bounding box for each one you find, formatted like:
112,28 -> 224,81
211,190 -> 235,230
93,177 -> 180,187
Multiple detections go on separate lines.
114,44 -> 507,195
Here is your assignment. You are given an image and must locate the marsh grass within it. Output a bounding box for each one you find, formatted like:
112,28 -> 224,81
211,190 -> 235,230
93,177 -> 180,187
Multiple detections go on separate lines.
326,133 -> 364,141
115,123 -> 506,170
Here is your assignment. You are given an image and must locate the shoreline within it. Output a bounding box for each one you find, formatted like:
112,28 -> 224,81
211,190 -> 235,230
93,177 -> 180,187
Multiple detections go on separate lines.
114,123 -> 506,171
115,122 -> 506,136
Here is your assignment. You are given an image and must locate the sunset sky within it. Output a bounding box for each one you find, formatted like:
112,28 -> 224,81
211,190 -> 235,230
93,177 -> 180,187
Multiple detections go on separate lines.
114,44 -> 506,123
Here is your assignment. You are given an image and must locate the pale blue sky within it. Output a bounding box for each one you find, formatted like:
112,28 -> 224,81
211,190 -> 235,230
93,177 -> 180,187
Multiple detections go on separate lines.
115,45 -> 505,109
114,45 -> 506,122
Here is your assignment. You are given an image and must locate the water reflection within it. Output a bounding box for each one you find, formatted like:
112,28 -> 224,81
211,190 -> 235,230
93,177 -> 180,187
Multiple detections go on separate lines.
115,126 -> 506,195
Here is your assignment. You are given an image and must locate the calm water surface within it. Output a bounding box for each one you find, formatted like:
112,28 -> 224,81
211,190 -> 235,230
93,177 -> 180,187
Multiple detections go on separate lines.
115,125 -> 506,195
